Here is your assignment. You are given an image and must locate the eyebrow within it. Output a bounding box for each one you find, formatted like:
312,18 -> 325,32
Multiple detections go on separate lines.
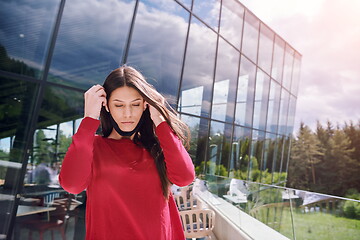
113,98 -> 142,103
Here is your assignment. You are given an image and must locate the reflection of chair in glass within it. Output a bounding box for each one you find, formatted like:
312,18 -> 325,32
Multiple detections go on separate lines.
249,202 -> 290,231
179,209 -> 215,239
19,203 -> 67,240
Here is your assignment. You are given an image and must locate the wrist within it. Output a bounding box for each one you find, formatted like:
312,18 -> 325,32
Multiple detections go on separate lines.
84,115 -> 99,120
153,115 -> 166,127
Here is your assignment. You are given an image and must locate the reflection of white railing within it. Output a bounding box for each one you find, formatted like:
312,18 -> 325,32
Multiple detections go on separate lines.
0,159 -> 22,169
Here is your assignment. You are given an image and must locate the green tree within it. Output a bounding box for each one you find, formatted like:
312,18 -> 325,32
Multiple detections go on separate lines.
327,129 -> 355,195
288,123 -> 324,190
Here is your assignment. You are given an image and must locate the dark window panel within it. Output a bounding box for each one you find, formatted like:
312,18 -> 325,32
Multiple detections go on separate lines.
230,126 -> 251,180
0,77 -> 40,237
249,129 -> 265,182
261,132 -> 277,184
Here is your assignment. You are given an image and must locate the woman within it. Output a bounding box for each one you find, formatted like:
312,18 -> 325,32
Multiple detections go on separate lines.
59,66 -> 195,239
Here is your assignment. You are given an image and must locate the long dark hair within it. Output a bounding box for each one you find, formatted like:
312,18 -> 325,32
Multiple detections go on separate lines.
100,66 -> 190,198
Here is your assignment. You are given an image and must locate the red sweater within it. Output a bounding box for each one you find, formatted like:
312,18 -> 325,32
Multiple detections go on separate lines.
59,117 -> 195,240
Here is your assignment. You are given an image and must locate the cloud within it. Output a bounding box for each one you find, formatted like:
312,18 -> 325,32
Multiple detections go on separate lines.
243,0 -> 360,131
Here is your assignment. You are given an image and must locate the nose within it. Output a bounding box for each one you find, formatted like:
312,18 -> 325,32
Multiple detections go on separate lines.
123,106 -> 132,118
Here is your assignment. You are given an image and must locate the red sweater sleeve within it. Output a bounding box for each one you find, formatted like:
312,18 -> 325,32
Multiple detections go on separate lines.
59,117 -> 100,194
155,122 -> 195,187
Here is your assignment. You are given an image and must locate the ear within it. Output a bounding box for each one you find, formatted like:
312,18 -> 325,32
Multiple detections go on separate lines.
144,101 -> 149,111
103,102 -> 110,112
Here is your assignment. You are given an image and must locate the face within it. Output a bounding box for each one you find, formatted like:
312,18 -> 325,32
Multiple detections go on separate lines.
108,86 -> 145,133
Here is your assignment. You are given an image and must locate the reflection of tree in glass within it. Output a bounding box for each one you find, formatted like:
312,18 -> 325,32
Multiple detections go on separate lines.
0,45 -> 36,76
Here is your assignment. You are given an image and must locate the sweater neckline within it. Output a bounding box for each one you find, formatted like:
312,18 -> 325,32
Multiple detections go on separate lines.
103,137 -> 134,143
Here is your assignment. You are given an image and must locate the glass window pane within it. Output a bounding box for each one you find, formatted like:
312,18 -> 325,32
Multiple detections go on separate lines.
286,95 -> 297,136
181,115 -> 209,172
212,39 -> 239,122
282,44 -> 294,91
271,36 -> 285,83
0,0 -> 61,79
272,135 -> 285,184
235,56 -> 256,127
253,69 -> 270,131
278,89 -> 290,135
249,130 -> 265,182
192,0 -> 220,31
258,23 -> 274,75
179,18 -> 217,118
261,133 -> 277,184
280,136 -> 290,182
178,0 -> 192,9
266,80 -> 281,133
230,126 -> 251,180
0,77 -> 39,238
49,0 -> 136,89
220,0 -> 244,49
127,0 -> 189,105
208,121 -> 232,177
291,52 -> 301,96
241,10 -> 259,63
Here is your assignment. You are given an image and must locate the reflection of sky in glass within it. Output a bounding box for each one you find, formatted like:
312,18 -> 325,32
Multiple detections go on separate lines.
242,10 -> 259,63
212,80 -> 229,121
220,0 -> 244,49
278,89 -> 290,135
192,0 -> 220,31
271,36 -> 285,83
291,54 -> 301,96
179,86 -> 203,116
235,75 -> 248,125
267,80 -> 281,133
258,23 -> 274,75
210,121 -> 225,136
286,96 -> 297,135
0,137 -> 11,153
0,0 -> 60,78
59,121 -> 73,137
282,45 -> 295,91
253,70 -> 270,130
49,0 -> 136,88
127,0 -> 189,103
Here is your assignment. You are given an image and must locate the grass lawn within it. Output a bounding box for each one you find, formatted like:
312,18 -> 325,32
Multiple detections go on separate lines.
277,208 -> 360,239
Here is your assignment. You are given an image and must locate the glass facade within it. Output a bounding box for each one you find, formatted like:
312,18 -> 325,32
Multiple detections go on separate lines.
0,0 -> 305,239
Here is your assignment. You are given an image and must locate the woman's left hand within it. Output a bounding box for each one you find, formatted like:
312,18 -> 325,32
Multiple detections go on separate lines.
146,102 -> 165,127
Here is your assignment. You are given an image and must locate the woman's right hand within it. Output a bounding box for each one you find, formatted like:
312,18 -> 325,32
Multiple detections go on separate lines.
84,85 -> 107,119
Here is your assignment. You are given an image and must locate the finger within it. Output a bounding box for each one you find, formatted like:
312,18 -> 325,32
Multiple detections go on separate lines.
96,88 -> 107,98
